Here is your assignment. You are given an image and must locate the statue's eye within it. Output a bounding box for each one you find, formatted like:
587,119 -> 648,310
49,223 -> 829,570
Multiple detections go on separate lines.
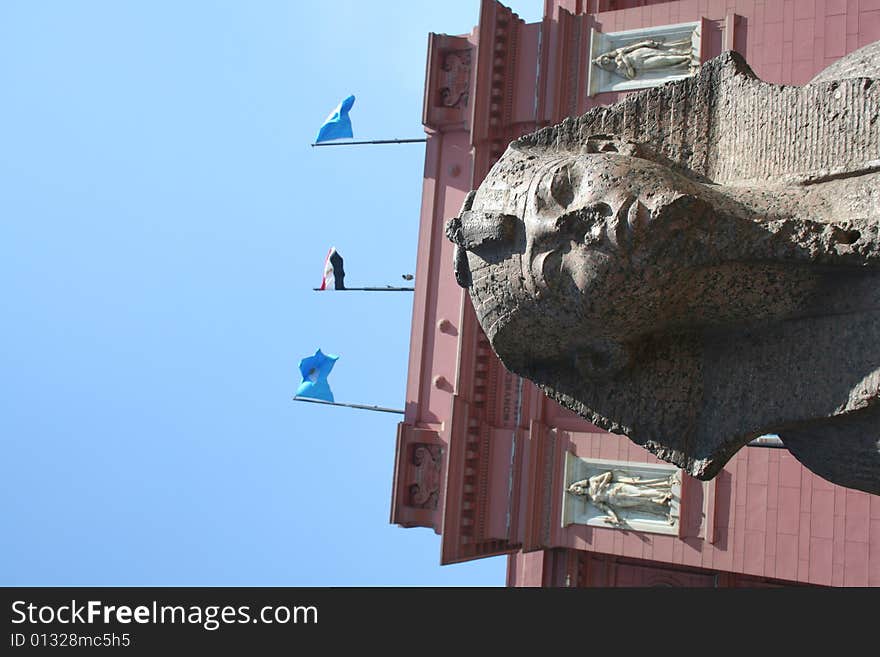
534,163 -> 580,213
549,164 -> 578,208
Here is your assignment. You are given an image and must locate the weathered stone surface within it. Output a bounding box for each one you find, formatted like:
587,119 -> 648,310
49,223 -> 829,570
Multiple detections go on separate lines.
447,46 -> 880,495
810,40 -> 880,84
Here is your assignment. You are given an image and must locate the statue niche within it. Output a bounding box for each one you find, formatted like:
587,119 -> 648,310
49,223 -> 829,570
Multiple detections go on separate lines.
446,42 -> 880,495
568,469 -> 681,527
593,38 -> 698,80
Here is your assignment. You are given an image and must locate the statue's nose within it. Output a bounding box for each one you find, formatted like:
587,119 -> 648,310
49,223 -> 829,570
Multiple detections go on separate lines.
446,208 -> 518,289
446,210 -> 518,252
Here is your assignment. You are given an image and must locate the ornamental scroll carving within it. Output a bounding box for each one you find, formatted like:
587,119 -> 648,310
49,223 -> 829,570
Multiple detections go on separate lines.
438,49 -> 471,109
407,443 -> 443,509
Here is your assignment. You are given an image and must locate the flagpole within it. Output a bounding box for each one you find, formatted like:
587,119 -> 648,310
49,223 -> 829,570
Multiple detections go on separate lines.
312,287 -> 414,292
292,396 -> 404,415
311,138 -> 427,147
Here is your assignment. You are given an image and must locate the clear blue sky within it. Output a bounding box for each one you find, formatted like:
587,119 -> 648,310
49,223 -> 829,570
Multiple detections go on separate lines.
0,1 -> 545,586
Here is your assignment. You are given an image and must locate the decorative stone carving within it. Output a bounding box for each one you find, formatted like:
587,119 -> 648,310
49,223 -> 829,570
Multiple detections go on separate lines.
589,22 -> 700,94
407,444 -> 443,509
447,44 -> 880,495
593,37 -> 697,80
439,49 -> 471,109
562,454 -> 682,533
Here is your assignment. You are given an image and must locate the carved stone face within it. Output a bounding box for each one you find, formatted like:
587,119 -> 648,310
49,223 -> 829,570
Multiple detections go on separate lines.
520,152 -> 684,299
444,47 -> 880,496
448,146 -> 718,379
447,145 -> 880,494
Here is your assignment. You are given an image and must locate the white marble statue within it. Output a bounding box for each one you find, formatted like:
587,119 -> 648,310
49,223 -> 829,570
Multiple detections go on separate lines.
593,38 -> 695,80
567,470 -> 679,525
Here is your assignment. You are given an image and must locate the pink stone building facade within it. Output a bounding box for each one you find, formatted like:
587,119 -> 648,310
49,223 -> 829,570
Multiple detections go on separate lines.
391,0 -> 880,587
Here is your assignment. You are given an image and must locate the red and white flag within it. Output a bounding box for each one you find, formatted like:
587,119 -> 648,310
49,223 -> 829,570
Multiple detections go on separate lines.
319,247 -> 346,290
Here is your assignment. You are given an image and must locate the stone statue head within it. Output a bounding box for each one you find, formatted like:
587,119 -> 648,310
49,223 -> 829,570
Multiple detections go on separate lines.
592,53 -> 618,73
446,47 -> 880,495
447,136 -> 747,384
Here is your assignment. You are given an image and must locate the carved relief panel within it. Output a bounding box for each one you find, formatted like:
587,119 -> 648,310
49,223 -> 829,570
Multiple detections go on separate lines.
407,443 -> 443,510
562,453 -> 682,535
424,34 -> 473,129
588,21 -> 701,95
438,49 -> 471,109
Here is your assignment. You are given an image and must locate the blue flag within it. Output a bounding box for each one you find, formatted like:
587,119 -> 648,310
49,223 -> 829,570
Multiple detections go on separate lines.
296,349 -> 339,402
315,95 -> 355,143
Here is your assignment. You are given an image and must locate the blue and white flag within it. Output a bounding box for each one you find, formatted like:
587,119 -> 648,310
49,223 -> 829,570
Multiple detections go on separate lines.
295,349 -> 339,402
315,95 -> 355,143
